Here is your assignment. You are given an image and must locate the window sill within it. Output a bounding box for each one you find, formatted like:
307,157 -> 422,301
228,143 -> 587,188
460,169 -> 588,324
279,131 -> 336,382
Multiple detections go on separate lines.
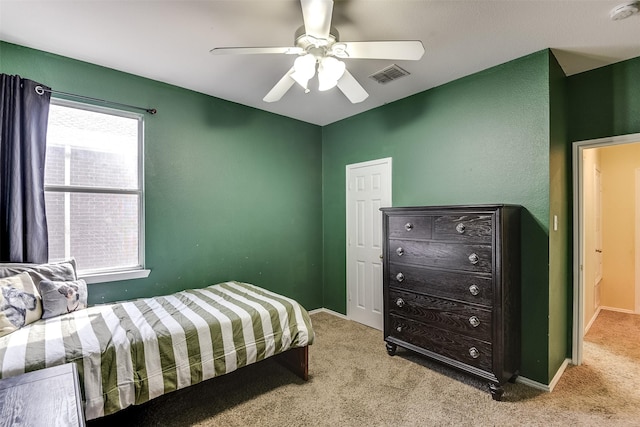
80,269 -> 151,284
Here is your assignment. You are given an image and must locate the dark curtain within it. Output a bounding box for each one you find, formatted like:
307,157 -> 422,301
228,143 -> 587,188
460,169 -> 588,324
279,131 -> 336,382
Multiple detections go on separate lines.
0,74 -> 51,263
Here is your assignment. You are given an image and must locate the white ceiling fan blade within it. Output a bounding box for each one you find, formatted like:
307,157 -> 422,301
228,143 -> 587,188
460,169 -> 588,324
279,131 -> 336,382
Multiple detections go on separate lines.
336,69 -> 368,103
263,67 -> 296,102
337,41 -> 425,60
300,0 -> 333,39
210,47 -> 304,55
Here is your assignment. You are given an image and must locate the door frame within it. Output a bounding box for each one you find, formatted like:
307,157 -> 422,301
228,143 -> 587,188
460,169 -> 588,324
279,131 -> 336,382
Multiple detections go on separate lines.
636,168 -> 640,314
345,157 -> 392,325
572,132 -> 640,365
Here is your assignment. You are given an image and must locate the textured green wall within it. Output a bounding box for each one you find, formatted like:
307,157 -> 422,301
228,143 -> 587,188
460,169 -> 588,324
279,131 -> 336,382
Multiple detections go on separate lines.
322,51 -> 552,383
8,39 -> 635,386
0,42 -> 324,309
548,52 -> 571,381
567,55 -> 640,142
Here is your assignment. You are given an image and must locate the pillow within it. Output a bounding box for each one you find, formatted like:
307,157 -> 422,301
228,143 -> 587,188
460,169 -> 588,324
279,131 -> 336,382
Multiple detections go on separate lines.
0,259 -> 78,287
0,272 -> 43,337
38,279 -> 88,319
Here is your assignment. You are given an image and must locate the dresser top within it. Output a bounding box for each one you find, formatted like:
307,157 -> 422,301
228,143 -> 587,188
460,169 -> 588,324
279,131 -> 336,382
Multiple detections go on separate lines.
380,204 -> 521,213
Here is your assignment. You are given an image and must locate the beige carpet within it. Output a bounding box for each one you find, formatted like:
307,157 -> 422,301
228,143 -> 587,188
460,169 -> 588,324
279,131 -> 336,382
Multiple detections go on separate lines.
88,310 -> 640,426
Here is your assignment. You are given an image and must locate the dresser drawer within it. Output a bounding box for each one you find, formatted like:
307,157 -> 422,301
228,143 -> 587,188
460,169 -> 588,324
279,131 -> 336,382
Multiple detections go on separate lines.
389,264 -> 493,306
388,216 -> 432,240
388,315 -> 492,372
389,239 -> 492,273
433,214 -> 493,243
388,289 -> 492,341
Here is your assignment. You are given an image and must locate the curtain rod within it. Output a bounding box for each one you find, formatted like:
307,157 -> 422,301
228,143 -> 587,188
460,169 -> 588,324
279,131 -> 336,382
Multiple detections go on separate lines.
34,85 -> 157,115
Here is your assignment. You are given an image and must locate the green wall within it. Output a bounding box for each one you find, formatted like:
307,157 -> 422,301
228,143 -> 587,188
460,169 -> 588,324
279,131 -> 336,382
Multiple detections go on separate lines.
7,39 -> 639,387
0,42 -> 324,309
548,52 -> 571,381
567,55 -> 640,142
322,51 -> 554,383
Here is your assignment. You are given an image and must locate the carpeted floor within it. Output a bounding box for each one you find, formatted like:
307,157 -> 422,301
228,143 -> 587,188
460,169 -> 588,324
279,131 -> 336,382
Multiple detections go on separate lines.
88,309 -> 640,426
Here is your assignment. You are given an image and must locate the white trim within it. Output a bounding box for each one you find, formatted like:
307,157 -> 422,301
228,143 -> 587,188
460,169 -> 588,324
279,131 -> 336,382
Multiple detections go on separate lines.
572,132 -> 640,366
309,307 -> 568,391
308,308 -> 349,319
549,358 -> 571,392
599,306 -> 636,315
515,376 -> 550,392
636,168 -> 640,314
515,358 -> 571,393
585,306 -> 636,335
594,165 -> 602,288
81,268 -> 151,284
584,306 -> 601,334
47,98 -> 147,278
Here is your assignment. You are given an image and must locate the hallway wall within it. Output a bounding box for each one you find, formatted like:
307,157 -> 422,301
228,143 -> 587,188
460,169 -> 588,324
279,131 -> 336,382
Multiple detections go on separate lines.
600,142 -> 640,312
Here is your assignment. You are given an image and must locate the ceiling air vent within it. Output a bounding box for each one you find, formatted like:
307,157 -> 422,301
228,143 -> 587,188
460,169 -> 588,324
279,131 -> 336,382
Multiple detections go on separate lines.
369,64 -> 411,84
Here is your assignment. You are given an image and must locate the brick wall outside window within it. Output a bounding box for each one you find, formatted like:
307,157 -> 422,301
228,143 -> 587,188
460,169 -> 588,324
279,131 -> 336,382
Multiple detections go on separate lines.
44,102 -> 142,274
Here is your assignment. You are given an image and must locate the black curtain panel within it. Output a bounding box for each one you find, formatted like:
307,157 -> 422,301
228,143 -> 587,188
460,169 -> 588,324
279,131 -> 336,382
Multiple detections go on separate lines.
0,74 -> 52,263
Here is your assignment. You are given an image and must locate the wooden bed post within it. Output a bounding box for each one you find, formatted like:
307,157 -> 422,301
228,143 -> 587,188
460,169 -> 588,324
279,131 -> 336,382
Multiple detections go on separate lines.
275,346 -> 309,381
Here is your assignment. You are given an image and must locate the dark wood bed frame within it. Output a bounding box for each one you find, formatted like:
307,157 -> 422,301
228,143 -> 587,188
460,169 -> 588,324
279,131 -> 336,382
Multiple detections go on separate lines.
274,345 -> 309,381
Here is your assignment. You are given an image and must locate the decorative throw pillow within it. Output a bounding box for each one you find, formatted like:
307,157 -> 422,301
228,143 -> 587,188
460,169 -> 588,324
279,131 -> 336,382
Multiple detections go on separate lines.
0,272 -> 43,337
38,279 -> 88,319
0,258 -> 78,288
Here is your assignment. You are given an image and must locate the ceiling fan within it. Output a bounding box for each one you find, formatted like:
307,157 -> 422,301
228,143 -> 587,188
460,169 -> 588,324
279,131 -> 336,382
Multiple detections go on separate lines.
210,0 -> 425,104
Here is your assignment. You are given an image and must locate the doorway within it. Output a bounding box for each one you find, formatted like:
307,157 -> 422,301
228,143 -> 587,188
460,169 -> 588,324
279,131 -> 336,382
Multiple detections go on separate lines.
572,132 -> 640,364
346,157 -> 392,330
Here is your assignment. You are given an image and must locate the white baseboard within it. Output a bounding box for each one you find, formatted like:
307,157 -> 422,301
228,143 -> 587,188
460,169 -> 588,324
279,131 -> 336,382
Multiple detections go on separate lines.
515,376 -> 550,392
310,308 -> 572,393
584,306 -> 601,334
600,306 -> 636,315
585,306 -> 637,335
516,358 -> 570,393
547,358 -> 571,392
308,307 -> 349,319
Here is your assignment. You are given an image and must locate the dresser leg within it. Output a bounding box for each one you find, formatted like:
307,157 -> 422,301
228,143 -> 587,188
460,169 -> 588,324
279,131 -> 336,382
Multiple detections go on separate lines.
489,383 -> 504,401
385,342 -> 397,356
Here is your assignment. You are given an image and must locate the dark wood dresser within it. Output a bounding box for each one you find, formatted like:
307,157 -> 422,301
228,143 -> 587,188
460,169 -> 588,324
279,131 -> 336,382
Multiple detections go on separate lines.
381,205 -> 521,400
0,363 -> 85,427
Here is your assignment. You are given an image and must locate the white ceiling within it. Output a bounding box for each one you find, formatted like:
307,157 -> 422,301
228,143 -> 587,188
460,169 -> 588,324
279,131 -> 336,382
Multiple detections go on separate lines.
1,1 -> 639,126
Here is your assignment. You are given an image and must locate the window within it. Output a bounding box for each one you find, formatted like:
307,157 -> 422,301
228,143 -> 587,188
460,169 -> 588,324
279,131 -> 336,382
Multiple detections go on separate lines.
44,99 -> 148,283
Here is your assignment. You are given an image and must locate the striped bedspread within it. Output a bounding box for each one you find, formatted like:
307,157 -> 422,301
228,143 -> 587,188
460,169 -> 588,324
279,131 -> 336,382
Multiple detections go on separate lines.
0,281 -> 314,420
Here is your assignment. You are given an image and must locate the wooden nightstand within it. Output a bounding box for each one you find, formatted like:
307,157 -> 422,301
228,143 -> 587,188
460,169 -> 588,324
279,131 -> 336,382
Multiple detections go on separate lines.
0,363 -> 85,427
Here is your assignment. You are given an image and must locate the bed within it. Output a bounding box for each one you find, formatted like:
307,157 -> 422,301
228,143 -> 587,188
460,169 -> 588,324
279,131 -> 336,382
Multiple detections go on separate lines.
0,274 -> 314,421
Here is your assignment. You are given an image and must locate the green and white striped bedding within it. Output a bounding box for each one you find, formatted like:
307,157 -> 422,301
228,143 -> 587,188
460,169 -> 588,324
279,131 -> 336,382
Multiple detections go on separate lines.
0,281 -> 314,420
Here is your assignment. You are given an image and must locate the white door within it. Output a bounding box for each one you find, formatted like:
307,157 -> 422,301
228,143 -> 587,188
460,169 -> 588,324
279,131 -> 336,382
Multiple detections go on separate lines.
346,158 -> 392,330
594,166 -> 602,308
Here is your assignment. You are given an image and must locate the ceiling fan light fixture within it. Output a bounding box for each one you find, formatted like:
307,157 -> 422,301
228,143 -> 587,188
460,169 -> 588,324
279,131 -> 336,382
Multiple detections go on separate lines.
211,0 -> 423,104
610,2 -> 640,20
318,57 -> 346,91
291,54 -> 317,92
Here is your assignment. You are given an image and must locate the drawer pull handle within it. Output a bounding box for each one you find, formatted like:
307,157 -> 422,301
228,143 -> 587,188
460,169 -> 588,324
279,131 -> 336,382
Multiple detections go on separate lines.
405,222 -> 413,231
469,347 -> 480,359
396,272 -> 405,282
469,285 -> 480,296
456,223 -> 466,234
395,298 -> 405,308
468,253 -> 479,264
396,326 -> 403,333
469,316 -> 480,327
396,247 -> 404,257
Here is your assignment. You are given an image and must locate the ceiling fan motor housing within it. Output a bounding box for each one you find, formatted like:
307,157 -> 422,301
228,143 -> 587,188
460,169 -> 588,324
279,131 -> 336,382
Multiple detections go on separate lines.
295,25 -> 339,50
